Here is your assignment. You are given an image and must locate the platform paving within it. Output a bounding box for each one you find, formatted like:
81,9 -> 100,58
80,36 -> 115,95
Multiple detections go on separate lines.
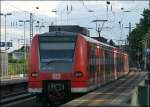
61,72 -> 148,107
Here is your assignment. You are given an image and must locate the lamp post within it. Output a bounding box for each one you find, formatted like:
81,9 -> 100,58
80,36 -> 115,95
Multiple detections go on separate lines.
118,9 -> 131,48
0,13 -> 12,51
51,10 -> 57,25
141,39 -> 148,71
0,13 -> 12,77
18,20 -> 30,59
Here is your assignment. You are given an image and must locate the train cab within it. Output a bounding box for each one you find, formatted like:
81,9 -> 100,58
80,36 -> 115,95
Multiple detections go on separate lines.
28,25 -> 129,105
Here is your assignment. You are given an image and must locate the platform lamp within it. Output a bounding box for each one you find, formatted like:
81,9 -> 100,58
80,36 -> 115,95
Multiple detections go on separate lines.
0,13 -> 12,77
51,10 -> 57,25
0,13 -> 12,51
18,20 -> 30,60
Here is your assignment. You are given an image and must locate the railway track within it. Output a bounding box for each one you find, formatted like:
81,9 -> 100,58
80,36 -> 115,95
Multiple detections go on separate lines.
1,72 -> 146,107
0,91 -> 35,107
0,90 -> 27,99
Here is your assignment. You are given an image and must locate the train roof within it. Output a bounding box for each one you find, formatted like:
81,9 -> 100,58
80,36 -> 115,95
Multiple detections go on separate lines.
82,35 -> 117,50
37,30 -> 126,54
38,31 -> 77,37
49,25 -> 90,36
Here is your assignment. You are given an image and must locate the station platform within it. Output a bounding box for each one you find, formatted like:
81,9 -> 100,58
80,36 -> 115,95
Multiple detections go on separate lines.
61,72 -> 148,107
0,77 -> 27,86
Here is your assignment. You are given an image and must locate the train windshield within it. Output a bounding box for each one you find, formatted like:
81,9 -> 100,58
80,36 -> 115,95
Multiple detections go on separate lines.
39,36 -> 77,72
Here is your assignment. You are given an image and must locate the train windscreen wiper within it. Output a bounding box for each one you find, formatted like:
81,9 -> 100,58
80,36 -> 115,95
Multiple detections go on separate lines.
45,59 -> 72,65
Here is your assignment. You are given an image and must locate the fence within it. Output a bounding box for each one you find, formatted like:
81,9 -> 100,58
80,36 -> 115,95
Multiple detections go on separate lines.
0,62 -> 28,80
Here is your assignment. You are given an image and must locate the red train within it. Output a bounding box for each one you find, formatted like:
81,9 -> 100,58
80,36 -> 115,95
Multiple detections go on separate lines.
28,25 -> 129,105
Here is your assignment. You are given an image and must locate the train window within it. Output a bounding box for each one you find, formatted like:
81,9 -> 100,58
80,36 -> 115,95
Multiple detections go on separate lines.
93,45 -> 97,72
40,50 -> 74,60
40,43 -> 75,50
39,36 -> 77,72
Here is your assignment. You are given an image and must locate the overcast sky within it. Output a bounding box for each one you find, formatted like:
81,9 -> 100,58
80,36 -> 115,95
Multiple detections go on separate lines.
0,1 -> 149,52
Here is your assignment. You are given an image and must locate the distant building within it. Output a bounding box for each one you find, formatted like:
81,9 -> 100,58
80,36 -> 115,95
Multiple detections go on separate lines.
0,50 -> 8,76
12,52 -> 24,60
9,45 -> 30,60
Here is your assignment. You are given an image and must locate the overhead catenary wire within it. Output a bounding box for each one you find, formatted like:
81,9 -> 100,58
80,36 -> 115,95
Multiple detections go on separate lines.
5,2 -> 46,25
2,1 -> 147,38
81,0 -> 97,18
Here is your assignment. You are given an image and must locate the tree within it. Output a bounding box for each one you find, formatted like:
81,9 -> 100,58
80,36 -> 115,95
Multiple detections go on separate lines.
128,9 -> 150,66
109,39 -> 115,46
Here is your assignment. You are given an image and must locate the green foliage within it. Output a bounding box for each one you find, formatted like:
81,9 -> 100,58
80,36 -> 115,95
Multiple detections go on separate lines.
8,58 -> 27,63
8,58 -> 27,75
8,63 -> 27,75
128,9 -> 150,65
143,32 -> 150,42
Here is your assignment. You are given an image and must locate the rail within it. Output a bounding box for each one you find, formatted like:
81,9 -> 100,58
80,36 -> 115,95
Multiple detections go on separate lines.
0,91 -> 35,107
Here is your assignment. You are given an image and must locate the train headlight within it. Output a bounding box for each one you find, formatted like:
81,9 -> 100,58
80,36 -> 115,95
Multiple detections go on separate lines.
31,72 -> 38,78
75,71 -> 83,77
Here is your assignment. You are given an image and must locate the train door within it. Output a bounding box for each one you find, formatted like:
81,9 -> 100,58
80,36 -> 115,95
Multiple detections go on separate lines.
121,54 -> 125,76
88,43 -> 97,88
108,50 -> 114,81
87,43 -> 93,87
117,53 -> 121,78
109,51 -> 111,81
108,51 -> 111,82
114,51 -> 117,80
124,54 -> 129,74
100,48 -> 105,85
93,45 -> 98,87
116,53 -> 119,78
110,51 -> 115,81
97,45 -> 100,86
103,49 -> 106,84
105,50 -> 109,82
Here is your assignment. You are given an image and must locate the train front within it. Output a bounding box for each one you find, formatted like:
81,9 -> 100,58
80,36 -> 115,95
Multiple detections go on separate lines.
28,31 -> 77,104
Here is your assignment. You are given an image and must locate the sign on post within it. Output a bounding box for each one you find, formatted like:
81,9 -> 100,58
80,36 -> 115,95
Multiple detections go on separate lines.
0,42 -> 13,47
144,49 -> 150,56
0,42 -> 5,47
